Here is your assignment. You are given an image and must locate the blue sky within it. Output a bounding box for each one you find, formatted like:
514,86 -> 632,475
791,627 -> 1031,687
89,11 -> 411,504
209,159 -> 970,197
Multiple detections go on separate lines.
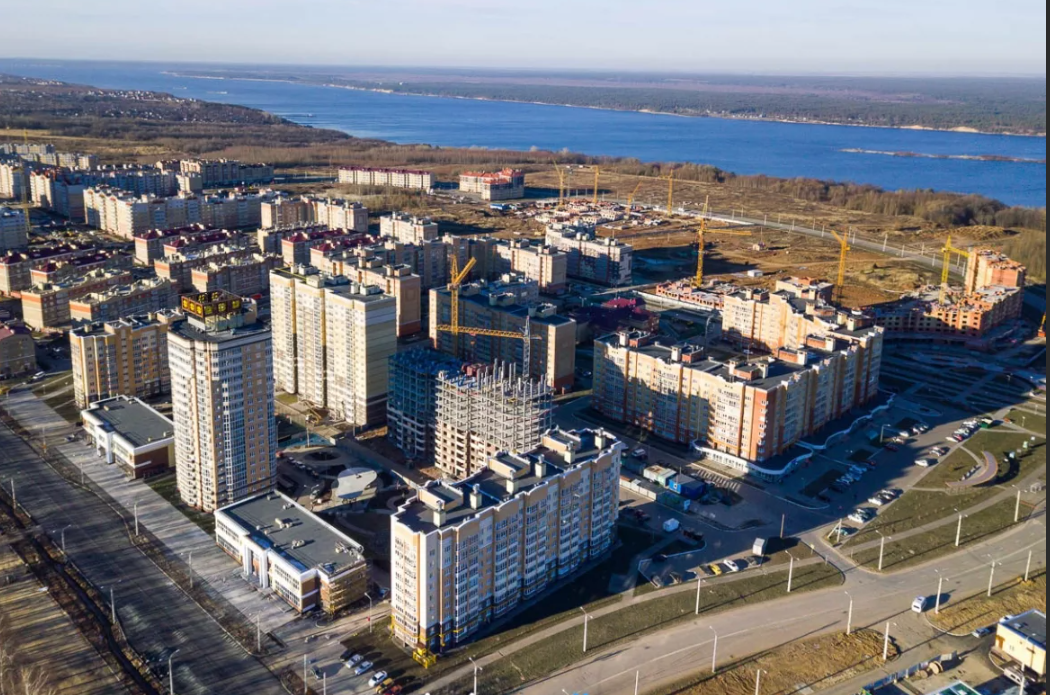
1,0 -> 1044,76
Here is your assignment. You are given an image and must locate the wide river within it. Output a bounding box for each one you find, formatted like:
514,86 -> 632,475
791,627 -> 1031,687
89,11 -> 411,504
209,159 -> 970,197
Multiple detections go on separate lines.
2,59 -> 1045,207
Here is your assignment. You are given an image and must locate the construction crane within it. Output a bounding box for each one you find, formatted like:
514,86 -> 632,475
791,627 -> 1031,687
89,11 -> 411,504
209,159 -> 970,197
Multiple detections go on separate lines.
1039,314 -> 1046,339
693,199 -> 751,288
626,181 -> 643,212
16,129 -> 32,238
434,255 -> 540,375
939,235 -> 972,305
592,166 -> 600,205
666,171 -> 675,217
552,162 -> 567,209
830,230 -> 850,304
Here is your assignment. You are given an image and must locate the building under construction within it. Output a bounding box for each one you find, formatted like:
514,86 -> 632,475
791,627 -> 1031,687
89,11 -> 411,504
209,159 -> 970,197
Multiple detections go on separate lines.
433,363 -> 554,480
387,348 -> 464,465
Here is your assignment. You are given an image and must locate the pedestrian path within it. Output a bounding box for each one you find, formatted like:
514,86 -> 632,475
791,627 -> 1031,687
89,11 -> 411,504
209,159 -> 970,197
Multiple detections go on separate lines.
4,390 -> 295,634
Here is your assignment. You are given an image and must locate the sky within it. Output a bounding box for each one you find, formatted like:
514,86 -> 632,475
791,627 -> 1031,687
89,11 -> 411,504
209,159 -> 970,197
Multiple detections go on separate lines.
1,0 -> 1045,76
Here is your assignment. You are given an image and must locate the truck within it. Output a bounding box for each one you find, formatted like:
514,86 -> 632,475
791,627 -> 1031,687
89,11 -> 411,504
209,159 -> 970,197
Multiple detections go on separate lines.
643,465 -> 677,487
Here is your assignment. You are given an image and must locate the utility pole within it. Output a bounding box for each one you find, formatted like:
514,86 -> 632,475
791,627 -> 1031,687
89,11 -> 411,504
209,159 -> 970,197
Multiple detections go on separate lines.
845,592 -> 854,636
110,587 -> 116,625
754,669 -> 764,695
695,574 -> 704,615
1025,550 -> 1033,582
956,512 -> 964,547
988,561 -> 999,597
1015,488 -> 1023,523
883,622 -> 893,661
710,626 -> 719,674
634,671 -> 640,695
935,571 -> 945,614
134,501 -> 140,537
303,655 -> 308,695
877,532 -> 887,572
787,552 -> 795,593
580,607 -> 590,653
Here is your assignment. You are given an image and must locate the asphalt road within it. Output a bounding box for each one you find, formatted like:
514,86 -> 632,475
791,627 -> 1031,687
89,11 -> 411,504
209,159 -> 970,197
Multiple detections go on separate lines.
0,420 -> 284,695
517,515 -> 1046,695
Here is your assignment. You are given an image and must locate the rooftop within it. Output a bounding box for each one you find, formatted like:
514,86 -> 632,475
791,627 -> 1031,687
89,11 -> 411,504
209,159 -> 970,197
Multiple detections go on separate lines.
1000,609 -> 1046,649
82,396 -> 174,448
218,492 -> 366,577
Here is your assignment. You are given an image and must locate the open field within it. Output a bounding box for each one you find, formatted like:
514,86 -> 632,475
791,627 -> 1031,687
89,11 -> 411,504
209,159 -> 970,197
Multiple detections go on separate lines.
658,628 -> 900,695
930,573 -> 1046,635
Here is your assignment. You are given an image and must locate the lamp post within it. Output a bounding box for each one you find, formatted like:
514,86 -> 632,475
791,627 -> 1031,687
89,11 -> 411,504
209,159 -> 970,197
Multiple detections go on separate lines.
988,560 -> 1000,597
845,592 -> 854,636
883,622 -> 895,662
167,648 -> 180,695
1014,487 -> 1023,523
695,574 -> 705,615
580,607 -> 590,653
59,524 -> 72,555
134,501 -> 140,537
754,669 -> 764,695
468,656 -> 482,695
1025,550 -> 1033,582
876,531 -> 888,572
710,626 -> 719,674
935,570 -> 945,614
786,552 -> 795,593
955,510 -> 964,547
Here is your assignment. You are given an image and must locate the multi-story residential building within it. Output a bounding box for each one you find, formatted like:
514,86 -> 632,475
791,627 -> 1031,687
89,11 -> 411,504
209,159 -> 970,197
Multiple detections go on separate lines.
173,159 -> 274,188
545,223 -> 633,286
494,240 -> 569,293
133,226 -> 243,265
84,187 -> 265,238
0,206 -> 27,252
458,169 -> 525,201
592,328 -> 883,479
0,323 -> 35,379
380,213 -> 439,244
81,396 -> 175,479
155,244 -> 255,293
70,312 -> 176,409
260,198 -> 313,230
391,427 -> 623,651
387,349 -> 464,464
965,249 -> 1027,294
29,170 -> 87,219
446,236 -> 500,283
311,197 -> 369,234
0,161 -> 30,200
433,364 -> 554,479
269,268 -> 398,426
20,268 -> 134,331
256,224 -> 328,254
310,250 -> 422,337
0,144 -> 97,170
338,166 -> 434,190
199,191 -> 266,230
428,276 -> 576,390
168,292 -> 277,512
68,277 -> 175,326
1,243 -> 95,295
215,492 -> 369,615
190,253 -> 281,297
281,229 -> 372,267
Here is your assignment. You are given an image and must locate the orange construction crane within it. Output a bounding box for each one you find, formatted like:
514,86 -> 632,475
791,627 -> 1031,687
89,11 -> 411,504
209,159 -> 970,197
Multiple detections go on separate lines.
1039,314 -> 1046,339
939,235 -> 972,304
830,230 -> 850,304
434,255 -> 540,375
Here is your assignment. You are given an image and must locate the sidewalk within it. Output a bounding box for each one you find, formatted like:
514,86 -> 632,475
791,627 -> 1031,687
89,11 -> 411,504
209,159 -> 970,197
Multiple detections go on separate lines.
4,389 -> 295,634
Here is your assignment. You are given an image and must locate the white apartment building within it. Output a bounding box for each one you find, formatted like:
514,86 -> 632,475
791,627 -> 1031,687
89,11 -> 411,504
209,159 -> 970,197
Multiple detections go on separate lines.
338,166 -> 434,190
391,428 -> 623,651
379,213 -> 439,244
0,206 -> 27,252
168,293 -> 277,512
545,223 -> 633,286
269,268 -> 397,427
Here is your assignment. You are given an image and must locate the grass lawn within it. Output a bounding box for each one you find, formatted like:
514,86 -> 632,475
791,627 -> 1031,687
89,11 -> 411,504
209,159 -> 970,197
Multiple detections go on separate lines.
1007,409 -> 1047,435
450,563 -> 844,695
920,446 -> 986,488
658,629 -> 899,695
145,473 -> 215,535
930,573 -> 1046,635
851,497 -> 1034,572
847,487 -> 995,548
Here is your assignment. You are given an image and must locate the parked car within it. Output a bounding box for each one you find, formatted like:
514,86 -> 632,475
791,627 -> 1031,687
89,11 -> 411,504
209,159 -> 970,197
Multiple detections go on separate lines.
884,444 -> 900,452
347,654 -> 364,666
848,512 -> 870,525
916,459 -> 935,468
354,661 -> 373,676
868,496 -> 888,507
724,559 -> 744,573
971,625 -> 994,638
911,596 -> 929,613
369,672 -> 389,688
707,563 -> 724,576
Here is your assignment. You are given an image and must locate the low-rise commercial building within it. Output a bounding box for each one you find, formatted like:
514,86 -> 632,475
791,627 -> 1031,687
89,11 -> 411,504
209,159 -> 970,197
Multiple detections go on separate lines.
993,610 -> 1046,679
0,323 -> 35,379
81,396 -> 175,479
544,223 -> 633,286
215,491 -> 370,615
458,169 -> 525,201
391,428 -> 623,651
70,312 -> 176,409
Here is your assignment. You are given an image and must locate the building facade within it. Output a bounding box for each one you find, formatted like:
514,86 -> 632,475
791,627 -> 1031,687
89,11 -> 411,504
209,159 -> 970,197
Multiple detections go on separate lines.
338,167 -> 434,190
0,206 -> 28,252
387,349 -> 465,464
391,428 -> 623,651
168,293 -> 277,512
69,277 -> 175,325
544,224 -> 633,286
380,213 -> 439,244
0,323 -> 35,379
458,169 -> 525,201
494,240 -> 568,293
81,396 -> 175,479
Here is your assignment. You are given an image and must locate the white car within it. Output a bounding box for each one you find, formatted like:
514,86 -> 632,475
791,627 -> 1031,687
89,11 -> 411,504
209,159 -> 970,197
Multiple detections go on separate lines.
848,513 -> 870,525
868,496 -> 888,507
354,661 -> 373,676
915,459 -> 935,468
368,672 -> 389,688
724,559 -> 744,573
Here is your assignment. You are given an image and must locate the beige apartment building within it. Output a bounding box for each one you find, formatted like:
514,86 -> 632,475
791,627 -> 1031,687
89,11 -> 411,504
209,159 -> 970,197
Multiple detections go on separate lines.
592,328 -> 883,479
391,428 -> 623,651
69,277 -> 175,326
458,169 -> 525,201
260,198 -> 313,230
70,312 -> 177,409
380,213 -> 439,244
270,268 -> 398,427
494,240 -> 568,293
0,206 -> 28,252
544,223 -> 633,286
0,323 -> 35,379
168,293 -> 277,512
428,277 -> 576,391
21,268 -> 134,331
1,243 -> 100,295
190,253 -> 280,297
154,244 -> 255,293
310,252 -> 422,337
338,166 -> 434,190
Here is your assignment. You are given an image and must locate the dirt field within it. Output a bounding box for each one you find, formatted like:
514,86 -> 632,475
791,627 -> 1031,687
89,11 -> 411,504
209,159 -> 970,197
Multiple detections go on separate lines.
930,573 -> 1046,635
660,629 -> 901,695
0,546 -> 126,695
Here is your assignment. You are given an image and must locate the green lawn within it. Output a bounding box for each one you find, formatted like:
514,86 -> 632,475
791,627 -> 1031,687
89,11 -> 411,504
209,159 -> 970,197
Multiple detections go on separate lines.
852,497 -> 1033,572
846,488 -> 995,548
1006,409 -> 1047,436
450,563 -> 844,695
145,473 -> 215,535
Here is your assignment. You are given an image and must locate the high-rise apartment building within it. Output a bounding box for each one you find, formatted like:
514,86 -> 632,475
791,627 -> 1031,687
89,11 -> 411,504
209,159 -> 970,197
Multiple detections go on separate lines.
309,249 -> 422,337
592,328 -> 883,479
387,349 -> 464,464
391,428 -> 623,651
70,312 -> 177,409
0,206 -> 27,252
494,240 -> 569,293
544,223 -> 633,286
433,364 -> 554,479
168,292 -> 276,512
269,268 -> 398,427
428,276 -> 576,390
380,213 -> 439,244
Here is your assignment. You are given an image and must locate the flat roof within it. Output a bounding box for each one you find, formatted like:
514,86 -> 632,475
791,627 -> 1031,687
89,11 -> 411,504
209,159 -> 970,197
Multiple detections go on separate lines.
1001,610 -> 1046,649
84,397 -> 173,448
925,683 -> 980,695
219,492 -> 366,577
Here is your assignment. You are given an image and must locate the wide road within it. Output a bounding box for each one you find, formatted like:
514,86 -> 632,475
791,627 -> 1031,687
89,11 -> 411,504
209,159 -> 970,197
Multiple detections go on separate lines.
0,419 -> 284,695
518,514 -> 1046,695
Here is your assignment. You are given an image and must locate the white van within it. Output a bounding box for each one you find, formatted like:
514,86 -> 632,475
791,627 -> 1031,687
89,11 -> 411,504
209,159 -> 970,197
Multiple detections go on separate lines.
911,596 -> 928,613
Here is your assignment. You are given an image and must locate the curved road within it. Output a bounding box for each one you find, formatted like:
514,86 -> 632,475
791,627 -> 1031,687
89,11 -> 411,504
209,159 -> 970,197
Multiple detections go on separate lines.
517,514 -> 1046,695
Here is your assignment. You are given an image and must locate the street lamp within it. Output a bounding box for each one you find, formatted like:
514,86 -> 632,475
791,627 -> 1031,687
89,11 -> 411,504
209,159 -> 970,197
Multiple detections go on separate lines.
988,560 -> 1001,597
695,574 -> 706,615
754,669 -> 764,695
365,592 -> 374,634
580,607 -> 590,653
167,648 -> 181,695
786,551 -> 795,593
845,592 -> 854,636
58,524 -> 72,555
955,509 -> 965,547
468,656 -> 482,695
709,626 -> 719,674
883,622 -> 896,662
875,531 -> 889,572
934,570 -> 945,614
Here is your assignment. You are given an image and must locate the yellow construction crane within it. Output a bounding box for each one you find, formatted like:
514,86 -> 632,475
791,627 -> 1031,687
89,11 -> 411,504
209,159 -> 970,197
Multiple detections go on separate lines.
666,171 -> 675,216
434,255 -> 540,375
16,129 -> 32,237
552,162 -> 567,209
693,202 -> 752,288
592,166 -> 600,205
939,235 -> 972,304
830,230 -> 850,304
626,181 -> 643,212
1038,314 -> 1046,339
